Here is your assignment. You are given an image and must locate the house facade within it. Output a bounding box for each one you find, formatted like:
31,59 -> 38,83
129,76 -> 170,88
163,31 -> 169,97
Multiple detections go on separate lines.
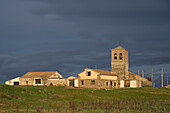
78,68 -> 118,89
68,76 -> 78,87
5,77 -> 20,85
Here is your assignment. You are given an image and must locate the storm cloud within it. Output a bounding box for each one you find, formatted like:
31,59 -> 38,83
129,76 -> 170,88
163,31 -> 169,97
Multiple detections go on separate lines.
0,0 -> 170,84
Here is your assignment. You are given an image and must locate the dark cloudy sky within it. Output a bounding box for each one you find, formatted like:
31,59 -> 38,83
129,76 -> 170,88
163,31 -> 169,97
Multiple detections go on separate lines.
0,0 -> 170,84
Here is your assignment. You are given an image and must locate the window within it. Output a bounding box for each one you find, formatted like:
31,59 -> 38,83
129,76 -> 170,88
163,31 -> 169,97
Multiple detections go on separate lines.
35,79 -> 41,84
106,82 -> 108,86
114,82 -> 116,86
91,80 -> 95,85
81,80 -> 84,85
26,81 -> 28,85
114,53 -> 117,60
87,71 -> 91,76
119,53 -> 123,60
14,82 -> 19,85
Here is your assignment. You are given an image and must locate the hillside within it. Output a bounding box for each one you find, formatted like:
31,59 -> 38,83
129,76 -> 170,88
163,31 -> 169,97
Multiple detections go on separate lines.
0,84 -> 169,113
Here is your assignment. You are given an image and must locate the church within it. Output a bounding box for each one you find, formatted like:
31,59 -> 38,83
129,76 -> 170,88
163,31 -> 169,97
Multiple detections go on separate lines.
5,46 -> 152,88
77,46 -> 152,88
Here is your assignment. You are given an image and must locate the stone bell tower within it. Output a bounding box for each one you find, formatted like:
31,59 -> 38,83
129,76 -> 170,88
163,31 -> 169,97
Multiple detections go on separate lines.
111,46 -> 129,80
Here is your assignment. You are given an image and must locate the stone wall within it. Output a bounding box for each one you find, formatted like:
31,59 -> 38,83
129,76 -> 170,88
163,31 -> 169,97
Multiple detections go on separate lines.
20,78 -> 68,86
47,79 -> 67,86
79,79 -> 99,88
5,77 -> 20,85
79,76 -> 118,89
20,78 -> 35,85
111,47 -> 129,80
99,79 -> 118,89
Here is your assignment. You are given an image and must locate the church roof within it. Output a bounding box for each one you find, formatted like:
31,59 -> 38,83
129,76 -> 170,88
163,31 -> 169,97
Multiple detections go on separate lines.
21,71 -> 58,78
111,46 -> 128,51
128,72 -> 149,81
87,69 -> 117,76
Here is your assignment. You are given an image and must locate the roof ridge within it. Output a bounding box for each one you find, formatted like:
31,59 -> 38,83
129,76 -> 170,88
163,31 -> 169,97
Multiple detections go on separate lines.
27,71 -> 56,73
87,68 -> 117,76
21,71 -> 58,78
89,69 -> 110,72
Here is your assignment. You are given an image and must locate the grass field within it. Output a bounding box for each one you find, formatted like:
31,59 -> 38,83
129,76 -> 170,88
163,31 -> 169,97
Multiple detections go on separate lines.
0,84 -> 169,113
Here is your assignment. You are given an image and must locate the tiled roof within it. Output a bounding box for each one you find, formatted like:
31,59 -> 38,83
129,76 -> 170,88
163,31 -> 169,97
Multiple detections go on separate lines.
21,71 -> 57,78
111,46 -> 128,51
128,72 -> 148,80
88,69 -> 117,76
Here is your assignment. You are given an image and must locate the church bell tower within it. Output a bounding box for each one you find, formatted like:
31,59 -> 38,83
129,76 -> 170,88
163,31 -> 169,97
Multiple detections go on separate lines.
111,46 -> 129,80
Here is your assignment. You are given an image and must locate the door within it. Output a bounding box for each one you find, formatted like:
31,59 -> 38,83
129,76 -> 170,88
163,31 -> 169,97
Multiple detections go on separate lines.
69,80 -> 74,87
110,81 -> 112,88
124,80 -> 130,87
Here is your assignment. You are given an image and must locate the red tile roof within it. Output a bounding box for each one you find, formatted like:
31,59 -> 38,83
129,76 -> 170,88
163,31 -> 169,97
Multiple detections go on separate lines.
128,72 -> 148,80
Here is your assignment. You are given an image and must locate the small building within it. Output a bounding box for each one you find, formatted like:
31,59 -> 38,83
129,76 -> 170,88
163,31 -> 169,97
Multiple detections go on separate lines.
5,71 -> 67,86
128,72 -> 152,86
130,80 -> 142,88
165,84 -> 170,89
78,68 -> 118,89
67,76 -> 78,87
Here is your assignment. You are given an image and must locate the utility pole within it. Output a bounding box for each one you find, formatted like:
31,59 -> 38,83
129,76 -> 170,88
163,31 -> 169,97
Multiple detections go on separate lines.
142,70 -> 144,78
153,81 -> 155,87
161,68 -> 163,87
152,69 -> 153,87
138,70 -> 140,75
95,65 -> 97,69
167,72 -> 168,86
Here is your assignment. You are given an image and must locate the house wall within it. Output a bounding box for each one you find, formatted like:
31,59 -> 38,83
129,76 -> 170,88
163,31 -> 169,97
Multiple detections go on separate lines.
135,76 -> 152,86
99,79 -> 118,89
100,75 -> 117,80
79,78 -> 118,89
79,69 -> 98,79
68,79 -> 78,87
128,73 -> 152,87
68,76 -> 79,87
5,77 -> 20,85
20,77 -> 68,86
78,70 -> 118,89
99,75 -> 118,88
79,79 -> 99,88
20,77 -> 44,86
78,69 -> 100,88
130,80 -> 142,88
130,80 -> 138,88
74,79 -> 78,87
49,72 -> 63,78
120,80 -> 124,88
47,79 -> 67,86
